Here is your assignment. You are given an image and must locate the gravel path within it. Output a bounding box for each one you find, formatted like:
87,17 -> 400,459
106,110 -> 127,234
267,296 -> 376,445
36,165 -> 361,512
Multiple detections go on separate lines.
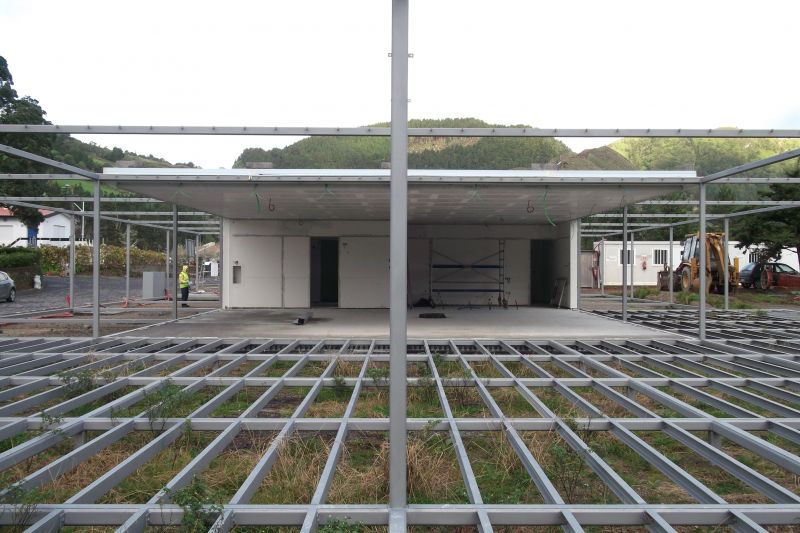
0,275 -> 143,316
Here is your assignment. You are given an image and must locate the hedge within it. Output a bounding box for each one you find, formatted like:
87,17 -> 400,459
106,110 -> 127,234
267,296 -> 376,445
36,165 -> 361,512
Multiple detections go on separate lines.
0,247 -> 41,269
39,244 -> 166,277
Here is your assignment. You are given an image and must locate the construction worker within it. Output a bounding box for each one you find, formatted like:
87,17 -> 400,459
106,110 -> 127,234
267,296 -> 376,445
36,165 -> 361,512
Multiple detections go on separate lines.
179,265 -> 190,307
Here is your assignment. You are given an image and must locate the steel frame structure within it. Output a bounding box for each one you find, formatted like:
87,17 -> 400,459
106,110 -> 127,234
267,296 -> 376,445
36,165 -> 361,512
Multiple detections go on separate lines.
0,0 -> 798,527
0,332 -> 799,531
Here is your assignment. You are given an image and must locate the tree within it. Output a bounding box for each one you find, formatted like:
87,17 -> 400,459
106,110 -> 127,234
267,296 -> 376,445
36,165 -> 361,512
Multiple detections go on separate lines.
735,162 -> 800,261
0,55 -> 59,234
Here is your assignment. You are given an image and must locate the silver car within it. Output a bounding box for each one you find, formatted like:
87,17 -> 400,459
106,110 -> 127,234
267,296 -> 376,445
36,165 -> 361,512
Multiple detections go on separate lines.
0,271 -> 16,302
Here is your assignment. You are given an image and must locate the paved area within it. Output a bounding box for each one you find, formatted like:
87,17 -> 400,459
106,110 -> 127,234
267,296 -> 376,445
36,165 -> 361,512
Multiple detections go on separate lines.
0,276 -> 144,316
138,306 -> 682,339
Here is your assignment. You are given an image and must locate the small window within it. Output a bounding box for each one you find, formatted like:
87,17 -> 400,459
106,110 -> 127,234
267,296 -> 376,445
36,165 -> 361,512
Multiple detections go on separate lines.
748,252 -> 760,263
0,273 -> 6,281
653,249 -> 668,265
777,264 -> 798,274
619,250 -> 632,265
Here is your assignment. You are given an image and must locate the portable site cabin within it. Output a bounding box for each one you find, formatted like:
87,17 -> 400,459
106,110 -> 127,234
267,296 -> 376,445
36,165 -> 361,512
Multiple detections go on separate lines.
106,167 -> 697,310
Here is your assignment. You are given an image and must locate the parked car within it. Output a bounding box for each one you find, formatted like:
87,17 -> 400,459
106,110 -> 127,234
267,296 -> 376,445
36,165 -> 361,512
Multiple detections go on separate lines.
740,262 -> 800,290
0,271 -> 15,302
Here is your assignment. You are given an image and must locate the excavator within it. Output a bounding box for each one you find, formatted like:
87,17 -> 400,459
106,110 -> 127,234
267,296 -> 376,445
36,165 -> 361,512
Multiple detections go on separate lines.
658,232 -> 739,293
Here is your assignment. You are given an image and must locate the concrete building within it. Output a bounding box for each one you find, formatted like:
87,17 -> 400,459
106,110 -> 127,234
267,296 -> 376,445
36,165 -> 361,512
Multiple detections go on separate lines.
593,239 -> 800,287
0,208 -> 73,247
106,167 -> 697,310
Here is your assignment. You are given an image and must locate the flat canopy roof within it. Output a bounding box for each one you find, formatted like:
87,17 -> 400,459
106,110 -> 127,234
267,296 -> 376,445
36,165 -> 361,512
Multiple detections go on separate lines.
106,168 -> 696,224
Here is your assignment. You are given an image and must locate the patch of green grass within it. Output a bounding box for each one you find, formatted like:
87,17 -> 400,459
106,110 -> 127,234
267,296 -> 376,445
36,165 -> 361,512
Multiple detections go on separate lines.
407,430 -> 468,504
443,387 -> 490,418
464,431 -> 542,504
489,387 -> 539,417
210,387 -> 266,417
327,432 -> 389,504
297,360 -> 330,377
196,430 -> 275,499
258,387 -> 310,418
407,386 -> 443,418
263,360 -> 296,377
99,428 -> 216,503
64,386 -> 139,417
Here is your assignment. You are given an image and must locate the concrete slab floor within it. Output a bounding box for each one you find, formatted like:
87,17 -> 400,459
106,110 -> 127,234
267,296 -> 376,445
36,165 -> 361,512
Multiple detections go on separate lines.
135,306 -> 683,340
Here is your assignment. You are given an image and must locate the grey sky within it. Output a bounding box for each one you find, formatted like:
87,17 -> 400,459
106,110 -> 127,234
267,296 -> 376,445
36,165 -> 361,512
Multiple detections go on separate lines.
1,0 -> 798,169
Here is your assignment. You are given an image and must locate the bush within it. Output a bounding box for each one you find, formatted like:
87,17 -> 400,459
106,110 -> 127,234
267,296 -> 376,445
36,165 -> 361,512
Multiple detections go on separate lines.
633,287 -> 658,299
0,247 -> 41,269
39,244 -> 165,276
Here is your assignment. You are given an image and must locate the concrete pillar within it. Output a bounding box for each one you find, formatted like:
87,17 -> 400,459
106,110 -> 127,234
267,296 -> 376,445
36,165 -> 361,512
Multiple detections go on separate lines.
125,224 -> 131,302
699,182 -> 707,340
172,205 -> 178,320
622,207 -> 628,321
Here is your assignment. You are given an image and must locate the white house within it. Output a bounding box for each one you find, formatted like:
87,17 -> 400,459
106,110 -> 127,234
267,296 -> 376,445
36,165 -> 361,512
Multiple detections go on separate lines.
0,208 -> 73,248
592,239 -> 800,287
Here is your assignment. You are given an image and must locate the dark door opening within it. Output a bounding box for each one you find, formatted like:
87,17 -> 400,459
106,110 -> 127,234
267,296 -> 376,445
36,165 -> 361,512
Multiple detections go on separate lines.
311,238 -> 339,306
531,239 -> 555,305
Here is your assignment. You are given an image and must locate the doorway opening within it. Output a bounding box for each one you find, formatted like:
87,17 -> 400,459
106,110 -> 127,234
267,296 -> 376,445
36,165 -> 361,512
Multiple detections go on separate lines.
311,238 -> 339,306
530,239 -> 555,305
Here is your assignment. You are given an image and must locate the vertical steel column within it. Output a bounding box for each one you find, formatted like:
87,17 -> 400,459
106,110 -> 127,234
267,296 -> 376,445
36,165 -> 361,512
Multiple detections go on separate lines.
723,217 -> 729,311
218,220 -> 223,309
125,224 -> 131,302
630,230 -> 635,298
699,183 -> 707,340
668,226 -> 674,305
600,238 -> 605,295
195,234 -> 201,293
69,215 -> 75,311
91,180 -> 100,338
575,218 -> 581,309
165,231 -> 170,298
622,206 -> 628,321
172,205 -> 178,320
389,0 -> 409,520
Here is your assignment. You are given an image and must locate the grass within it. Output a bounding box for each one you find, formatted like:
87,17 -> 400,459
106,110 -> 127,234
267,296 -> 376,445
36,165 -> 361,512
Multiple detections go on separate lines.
226,359 -> 264,377
463,431 -> 543,504
354,387 -> 388,418
636,430 -> 770,503
297,360 -> 331,377
262,360 -> 297,377
34,430 -> 157,502
656,387 -> 731,418
536,361 -> 574,378
327,432 -> 389,504
305,386 -> 352,418
195,430 -> 275,499
250,432 -> 334,504
522,429 -> 618,504
165,387 -> 223,418
469,360 -> 503,378
0,386 -> 57,408
332,360 -> 363,377
153,359 -> 193,377
63,385 -> 140,417
529,387 -> 580,417
258,387 -> 310,417
571,387 -> 633,418
502,361 -> 541,378
99,428 -> 216,503
489,387 -> 540,417
407,430 -> 468,504
589,431 -> 695,503
0,431 -> 100,488
443,387 -> 490,417
210,387 -> 266,417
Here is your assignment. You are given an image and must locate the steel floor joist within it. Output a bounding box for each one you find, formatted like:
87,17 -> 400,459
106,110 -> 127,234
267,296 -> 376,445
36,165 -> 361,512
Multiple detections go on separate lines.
0,335 -> 798,530
593,309 -> 800,341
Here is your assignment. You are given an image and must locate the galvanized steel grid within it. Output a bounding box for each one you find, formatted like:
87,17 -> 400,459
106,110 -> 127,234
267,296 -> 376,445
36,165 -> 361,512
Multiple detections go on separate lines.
0,335 -> 799,531
593,310 -> 800,342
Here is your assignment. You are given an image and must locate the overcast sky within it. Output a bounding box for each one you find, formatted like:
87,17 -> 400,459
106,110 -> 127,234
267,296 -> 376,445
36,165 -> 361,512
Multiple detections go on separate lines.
1,0 -> 798,169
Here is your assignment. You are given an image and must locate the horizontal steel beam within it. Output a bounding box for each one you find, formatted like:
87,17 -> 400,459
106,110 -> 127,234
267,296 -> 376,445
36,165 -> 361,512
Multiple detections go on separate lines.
1,124 -> 800,138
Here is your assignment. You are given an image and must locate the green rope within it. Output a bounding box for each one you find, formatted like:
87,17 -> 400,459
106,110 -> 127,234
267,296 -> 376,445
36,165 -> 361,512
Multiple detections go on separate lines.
250,184 -> 264,212
543,187 -> 556,226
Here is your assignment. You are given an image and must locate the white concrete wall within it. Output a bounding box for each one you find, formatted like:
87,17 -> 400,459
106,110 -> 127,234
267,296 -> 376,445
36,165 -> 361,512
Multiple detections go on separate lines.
552,222 -> 573,308
593,240 -> 800,287
222,219 -> 560,309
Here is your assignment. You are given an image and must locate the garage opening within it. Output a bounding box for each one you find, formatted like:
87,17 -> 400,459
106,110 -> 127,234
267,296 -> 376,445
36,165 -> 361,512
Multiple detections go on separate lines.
310,238 -> 339,307
531,239 -> 555,305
